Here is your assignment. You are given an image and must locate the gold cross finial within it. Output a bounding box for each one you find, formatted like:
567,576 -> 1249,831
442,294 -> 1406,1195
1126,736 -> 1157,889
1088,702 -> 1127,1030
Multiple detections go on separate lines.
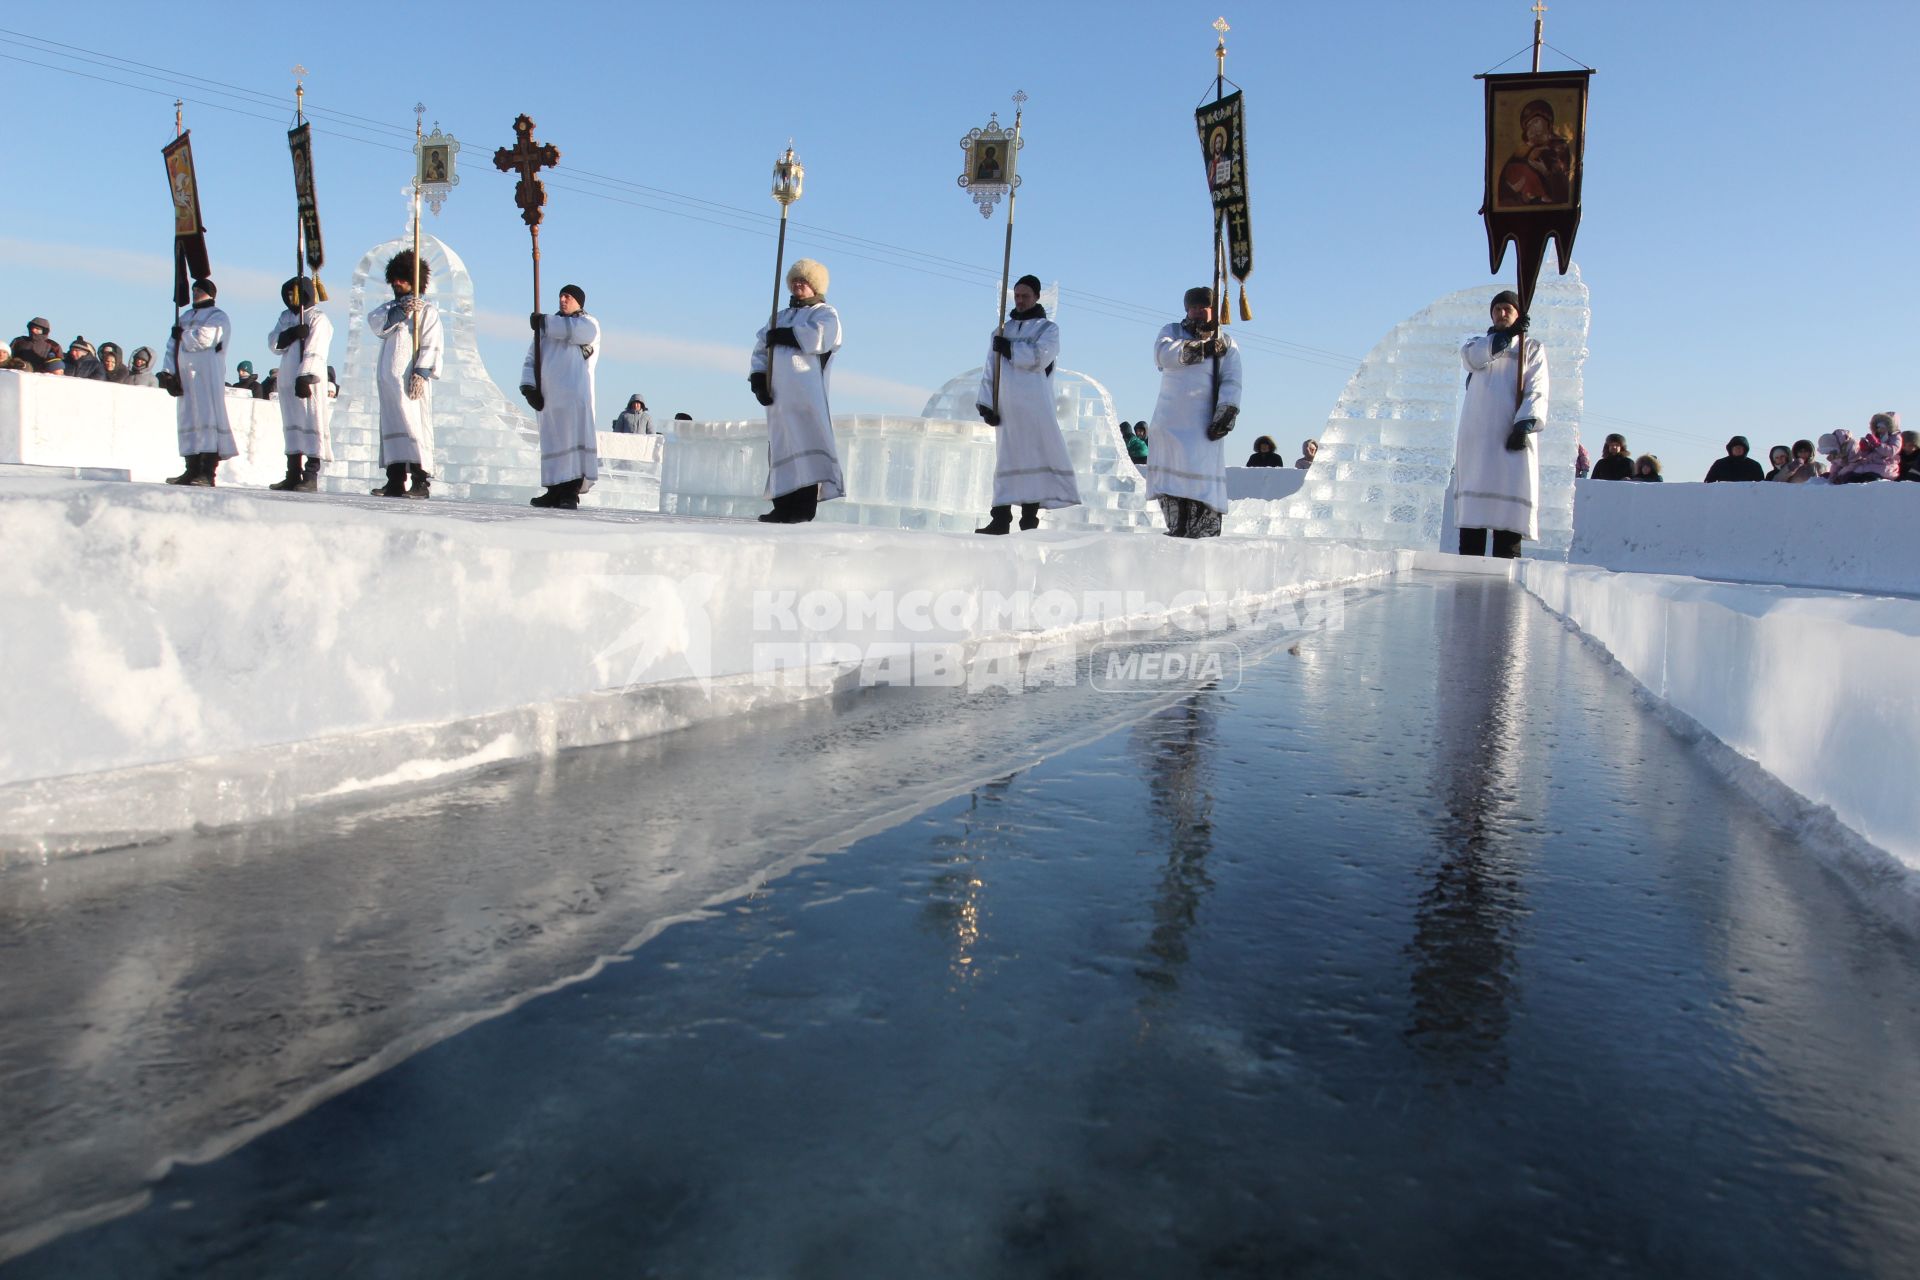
1213,15 -> 1230,39
1532,0 -> 1547,19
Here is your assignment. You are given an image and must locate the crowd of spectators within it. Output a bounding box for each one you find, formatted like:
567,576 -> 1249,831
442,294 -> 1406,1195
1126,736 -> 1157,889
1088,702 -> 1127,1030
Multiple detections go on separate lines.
7,318 -> 161,385
1583,414 -> 1917,487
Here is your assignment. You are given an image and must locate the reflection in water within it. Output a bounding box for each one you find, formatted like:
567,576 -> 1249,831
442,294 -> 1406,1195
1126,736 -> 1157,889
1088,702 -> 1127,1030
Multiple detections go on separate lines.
1405,581 -> 1532,1083
1134,696 -> 1220,991
922,781 -> 1011,988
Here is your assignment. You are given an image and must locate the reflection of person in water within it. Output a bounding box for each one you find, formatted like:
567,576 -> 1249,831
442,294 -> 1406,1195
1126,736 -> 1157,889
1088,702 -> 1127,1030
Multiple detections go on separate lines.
1498,98 -> 1572,206
974,144 -> 1002,181
1208,125 -> 1233,189
1134,696 -> 1219,991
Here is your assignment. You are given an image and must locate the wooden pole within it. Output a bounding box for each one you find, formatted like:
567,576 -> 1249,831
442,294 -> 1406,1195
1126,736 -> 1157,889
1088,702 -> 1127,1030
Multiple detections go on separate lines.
765,202 -> 791,387
530,225 -> 543,394
1209,22 -> 1228,418
293,71 -> 308,362
989,100 -> 1024,417
410,108 -> 423,372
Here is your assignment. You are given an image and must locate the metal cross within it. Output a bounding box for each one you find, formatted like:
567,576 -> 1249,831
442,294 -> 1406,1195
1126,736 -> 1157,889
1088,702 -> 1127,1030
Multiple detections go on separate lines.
1213,15 -> 1230,42
1532,1 -> 1548,20
493,114 -> 561,230
1012,88 -> 1028,109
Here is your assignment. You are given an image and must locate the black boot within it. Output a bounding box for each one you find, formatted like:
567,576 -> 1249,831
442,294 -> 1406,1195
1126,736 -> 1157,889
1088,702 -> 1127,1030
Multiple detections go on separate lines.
194,453 -> 219,487
532,479 -> 581,510
406,464 -> 431,499
1019,503 -> 1041,531
164,456 -> 197,485
297,457 -> 322,492
757,489 -> 794,523
371,462 -> 408,497
975,504 -> 1013,535
268,455 -> 303,491
1457,527 -> 1488,557
787,485 -> 818,523
1491,530 -> 1523,560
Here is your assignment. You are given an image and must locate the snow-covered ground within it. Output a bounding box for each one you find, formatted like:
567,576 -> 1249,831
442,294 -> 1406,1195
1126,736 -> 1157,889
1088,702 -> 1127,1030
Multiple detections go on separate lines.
1519,560 -> 1920,872
1571,478 -> 1920,596
0,477 -> 1396,855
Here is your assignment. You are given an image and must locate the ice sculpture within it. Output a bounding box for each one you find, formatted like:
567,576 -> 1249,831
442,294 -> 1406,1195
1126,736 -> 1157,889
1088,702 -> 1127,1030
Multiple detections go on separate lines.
1238,265 -> 1589,553
659,366 -> 1158,532
332,222 -> 658,511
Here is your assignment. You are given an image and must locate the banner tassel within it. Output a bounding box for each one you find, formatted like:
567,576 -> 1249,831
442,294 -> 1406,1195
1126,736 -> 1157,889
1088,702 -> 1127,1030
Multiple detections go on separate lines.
313,275 -> 329,303
1239,284 -> 1251,322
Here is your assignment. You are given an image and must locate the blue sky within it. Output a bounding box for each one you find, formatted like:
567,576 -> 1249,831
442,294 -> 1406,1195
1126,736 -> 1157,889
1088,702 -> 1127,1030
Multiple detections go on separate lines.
3,0 -> 1916,483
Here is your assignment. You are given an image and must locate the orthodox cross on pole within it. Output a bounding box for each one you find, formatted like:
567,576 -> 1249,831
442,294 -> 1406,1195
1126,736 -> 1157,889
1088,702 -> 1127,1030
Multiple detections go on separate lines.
1213,16 -> 1229,82
1531,0 -> 1547,71
493,114 -> 562,393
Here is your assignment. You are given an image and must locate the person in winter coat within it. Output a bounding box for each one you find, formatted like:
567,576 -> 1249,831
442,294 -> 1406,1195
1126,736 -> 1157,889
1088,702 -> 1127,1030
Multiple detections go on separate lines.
1899,431 -> 1919,481
520,283 -> 600,510
1575,443 -> 1591,478
1451,289 -> 1546,557
748,257 -> 842,524
1118,421 -> 1149,469
612,394 -> 652,434
9,318 -> 62,372
63,337 -> 105,380
266,275 -> 333,492
158,277 -> 238,486
98,342 -> 127,383
1763,445 -> 1792,481
973,273 -> 1080,533
229,360 -> 266,398
1854,413 -> 1905,482
1295,438 -> 1318,469
1779,438 -> 1824,483
1704,435 -> 1765,482
1590,432 -> 1634,480
1245,435 -> 1285,467
123,346 -> 159,387
1633,454 -> 1663,481
366,250 -> 442,498
1146,285 -> 1242,538
1827,428 -> 1894,484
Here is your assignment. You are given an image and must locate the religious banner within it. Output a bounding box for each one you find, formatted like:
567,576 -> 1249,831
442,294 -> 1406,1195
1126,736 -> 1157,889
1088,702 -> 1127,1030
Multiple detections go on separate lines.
161,131 -> 211,306
956,110 -> 1021,219
287,121 -> 325,277
414,121 -> 462,215
1194,90 -> 1252,315
1479,69 -> 1592,308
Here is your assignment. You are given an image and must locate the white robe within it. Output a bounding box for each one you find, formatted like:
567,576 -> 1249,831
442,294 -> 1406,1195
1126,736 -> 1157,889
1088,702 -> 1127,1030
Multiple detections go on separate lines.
520,312 -> 600,489
268,308 -> 333,460
750,301 -> 843,501
367,296 -> 443,470
161,304 -> 237,458
975,312 -> 1080,509
1146,321 -> 1243,514
1451,332 -> 1549,540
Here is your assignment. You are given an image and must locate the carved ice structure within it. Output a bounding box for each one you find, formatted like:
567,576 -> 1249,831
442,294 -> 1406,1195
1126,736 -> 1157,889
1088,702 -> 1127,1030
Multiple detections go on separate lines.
1234,264 -> 1588,554
660,365 -> 1156,532
333,226 -> 658,510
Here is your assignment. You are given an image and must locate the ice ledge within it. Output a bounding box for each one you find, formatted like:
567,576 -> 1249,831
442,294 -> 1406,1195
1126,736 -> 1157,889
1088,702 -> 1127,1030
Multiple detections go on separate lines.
0,478 -> 1396,856
1518,560 -> 1920,874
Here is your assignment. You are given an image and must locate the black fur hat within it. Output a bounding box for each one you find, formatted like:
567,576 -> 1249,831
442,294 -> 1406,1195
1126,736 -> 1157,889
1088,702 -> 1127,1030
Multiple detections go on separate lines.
384,250 -> 429,290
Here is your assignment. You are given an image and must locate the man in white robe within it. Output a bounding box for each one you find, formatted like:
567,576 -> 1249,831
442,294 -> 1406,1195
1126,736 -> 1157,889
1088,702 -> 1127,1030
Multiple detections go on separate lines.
158,278 -> 238,487
366,249 -> 442,498
266,275 -> 332,492
1146,285 -> 1242,538
748,257 -> 842,524
519,283 -> 600,510
1451,289 -> 1549,557
973,273 -> 1080,534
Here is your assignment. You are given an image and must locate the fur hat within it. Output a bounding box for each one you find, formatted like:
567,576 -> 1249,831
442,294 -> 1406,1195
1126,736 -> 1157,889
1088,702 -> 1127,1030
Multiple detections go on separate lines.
559,284 -> 586,307
384,250 -> 429,290
191,278 -> 216,299
786,258 -> 828,296
1183,286 -> 1213,308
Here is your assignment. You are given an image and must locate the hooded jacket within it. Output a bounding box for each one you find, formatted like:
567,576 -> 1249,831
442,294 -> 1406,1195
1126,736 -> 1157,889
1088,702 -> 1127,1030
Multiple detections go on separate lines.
1704,436 -> 1765,482
123,346 -> 159,387
11,319 -> 63,372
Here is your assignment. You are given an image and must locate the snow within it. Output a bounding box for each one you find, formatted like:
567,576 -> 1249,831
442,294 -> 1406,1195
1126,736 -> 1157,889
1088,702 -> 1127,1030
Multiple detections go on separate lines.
0,477 -> 1396,855
1571,477 -> 1920,596
1518,559 -> 1920,871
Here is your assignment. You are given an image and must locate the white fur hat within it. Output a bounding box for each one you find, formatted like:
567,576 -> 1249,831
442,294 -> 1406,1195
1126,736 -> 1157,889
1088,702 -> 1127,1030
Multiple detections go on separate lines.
786,258 -> 828,297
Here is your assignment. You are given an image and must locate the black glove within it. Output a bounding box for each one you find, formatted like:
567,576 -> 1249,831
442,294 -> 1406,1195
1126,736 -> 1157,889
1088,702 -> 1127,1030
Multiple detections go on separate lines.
977,403 -> 1002,427
991,334 -> 1013,358
169,324 -> 182,342
1515,313 -> 1531,335
274,329 -> 295,352
768,326 -> 799,349
1505,422 -> 1534,452
749,370 -> 774,407
1204,336 -> 1230,358
295,374 -> 318,399
159,371 -> 183,397
520,384 -> 545,412
1207,404 -> 1239,441
529,312 -> 545,332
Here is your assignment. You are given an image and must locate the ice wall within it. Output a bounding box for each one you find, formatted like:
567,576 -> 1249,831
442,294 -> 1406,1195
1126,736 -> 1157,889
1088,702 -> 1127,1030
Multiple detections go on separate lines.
1264,265 -> 1589,555
336,229 -> 658,511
